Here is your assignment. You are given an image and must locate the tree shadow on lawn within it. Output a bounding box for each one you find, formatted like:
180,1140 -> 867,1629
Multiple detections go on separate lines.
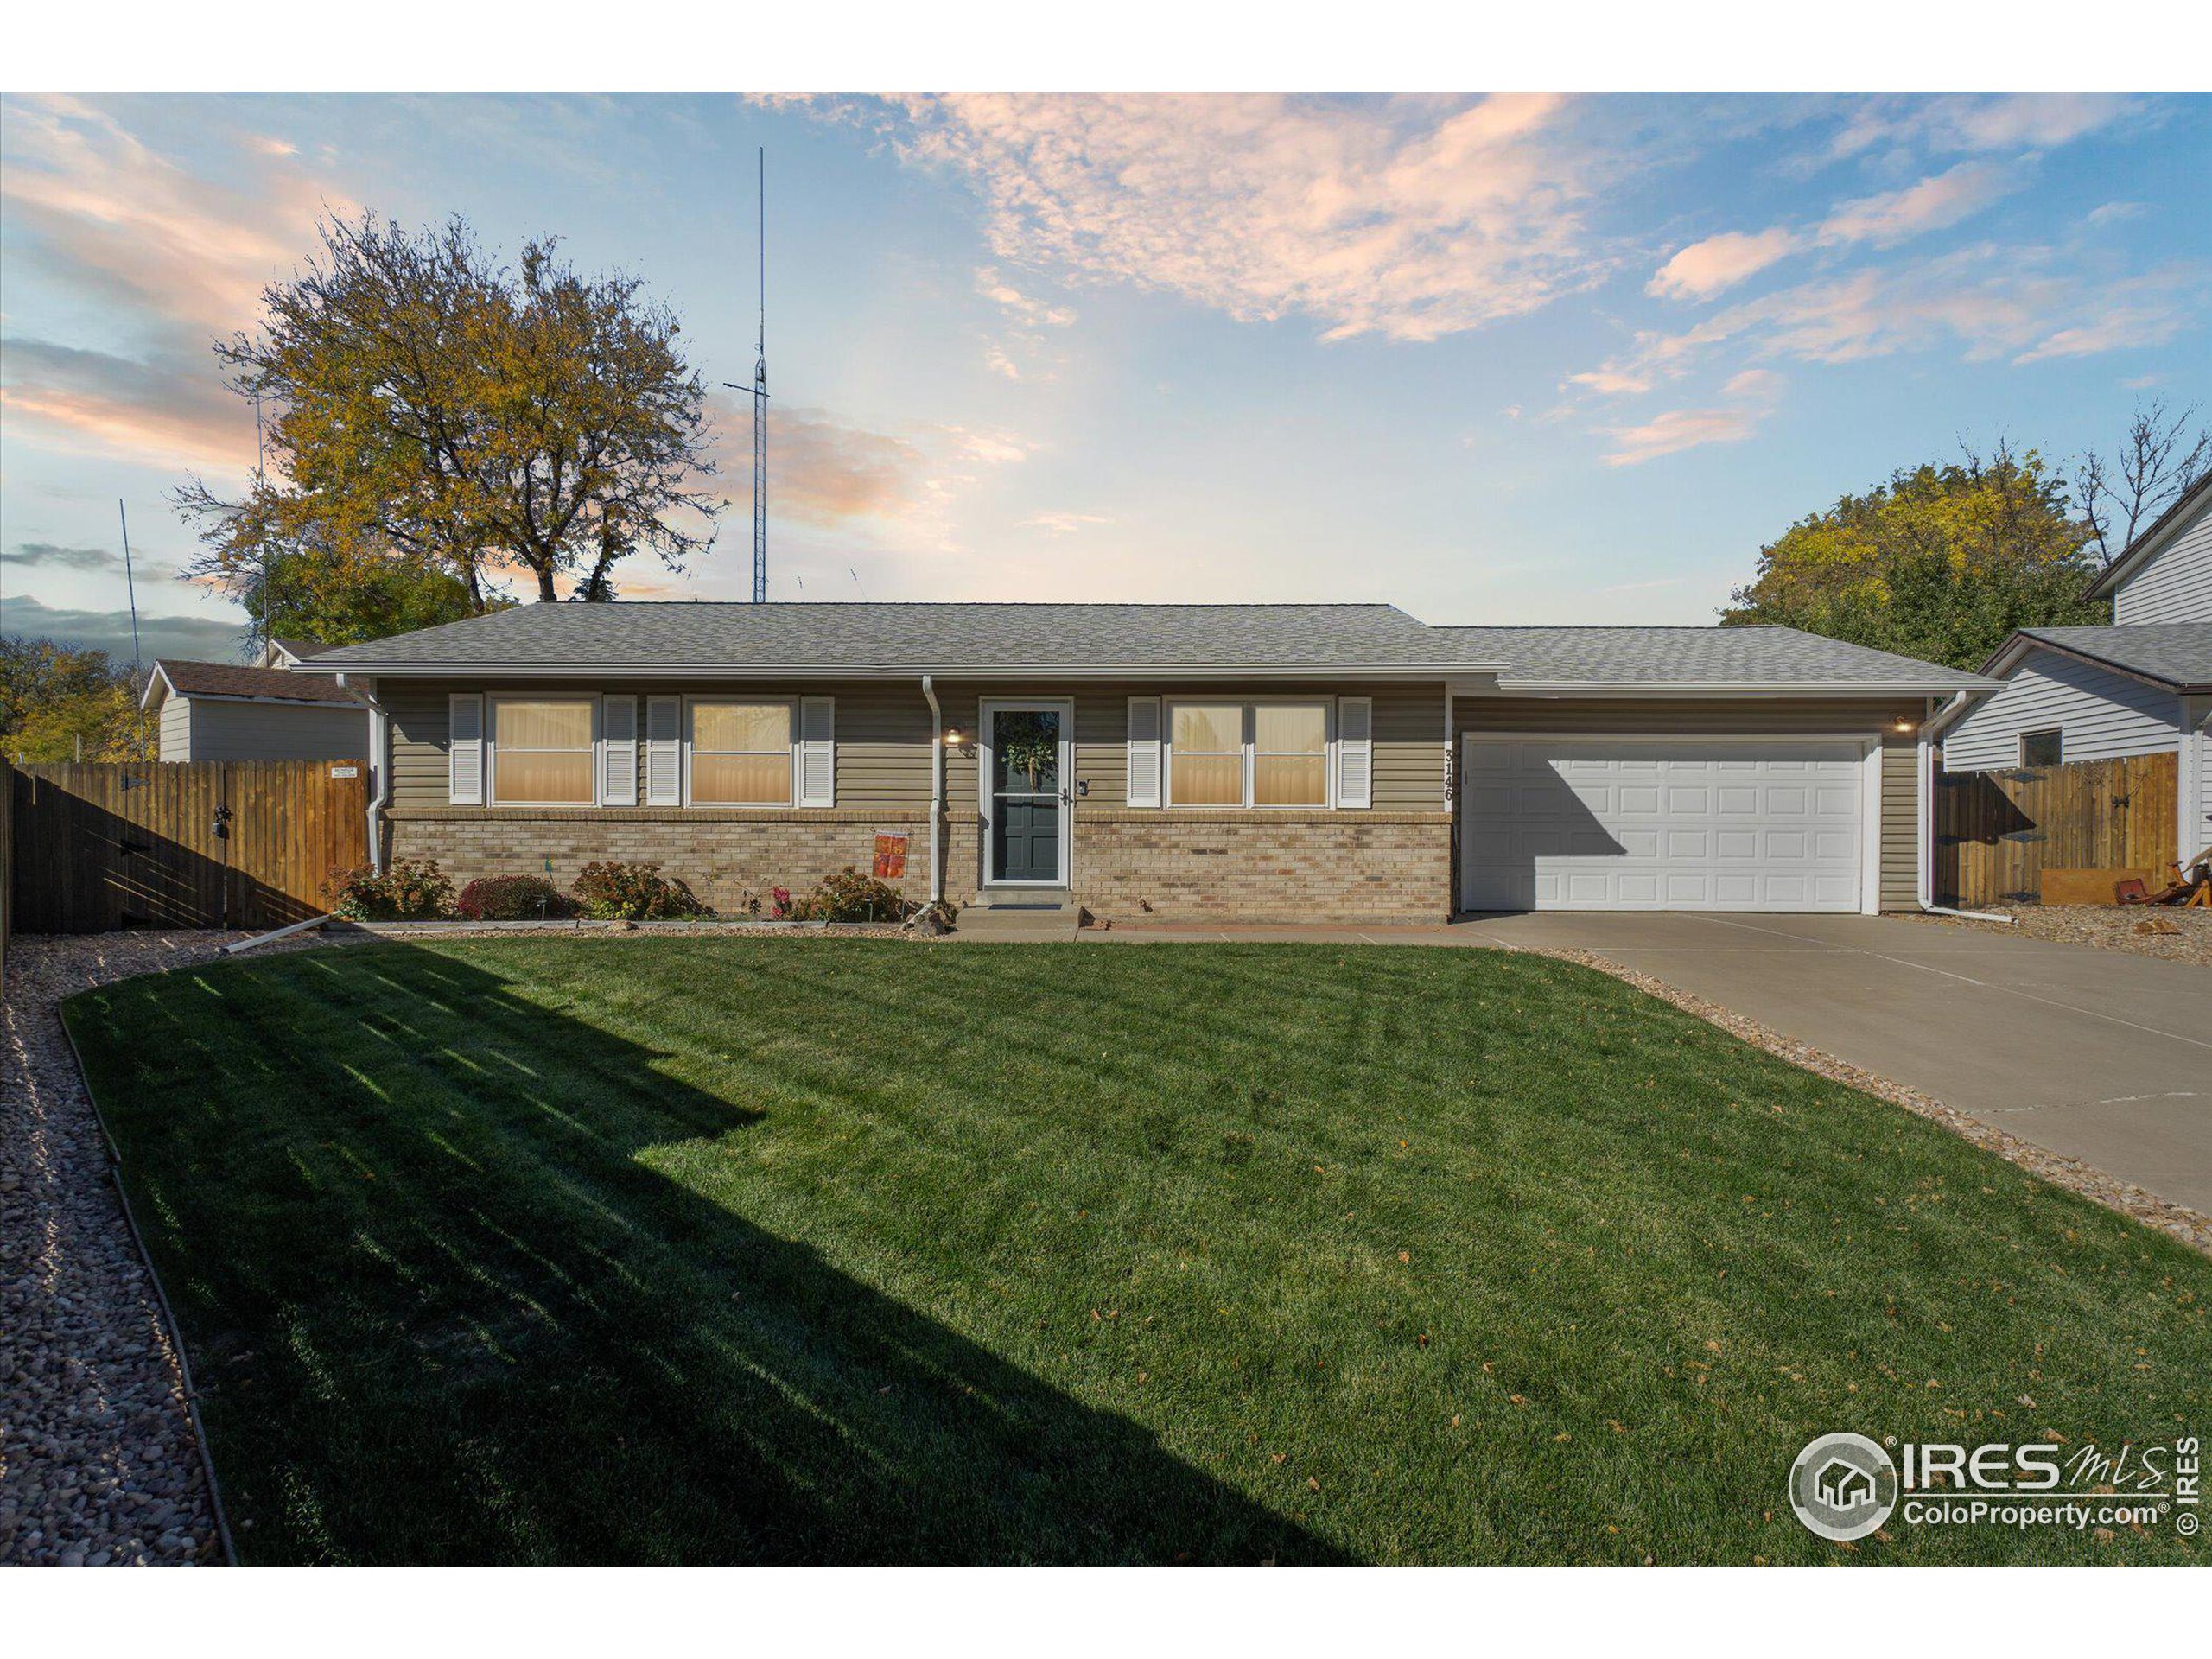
69,944 -> 1351,1566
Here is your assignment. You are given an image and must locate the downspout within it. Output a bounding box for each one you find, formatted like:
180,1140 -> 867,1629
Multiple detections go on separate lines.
920,673 -> 944,904
340,672 -> 391,874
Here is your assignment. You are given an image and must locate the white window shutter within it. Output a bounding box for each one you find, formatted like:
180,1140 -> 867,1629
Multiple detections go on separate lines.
1336,696 -> 1373,809
448,694 -> 484,804
601,695 -> 638,805
798,696 -> 836,807
1127,696 -> 1162,807
645,696 -> 681,805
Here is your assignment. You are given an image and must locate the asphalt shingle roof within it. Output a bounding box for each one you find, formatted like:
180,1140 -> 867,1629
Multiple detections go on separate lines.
2013,624 -> 2212,690
1432,626 -> 1990,690
304,603 -> 1986,690
308,602 -> 1483,671
153,659 -> 365,704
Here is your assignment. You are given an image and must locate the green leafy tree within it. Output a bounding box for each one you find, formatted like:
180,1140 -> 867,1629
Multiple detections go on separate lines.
224,529 -> 506,650
1722,442 -> 2107,670
0,637 -> 147,762
175,213 -> 722,631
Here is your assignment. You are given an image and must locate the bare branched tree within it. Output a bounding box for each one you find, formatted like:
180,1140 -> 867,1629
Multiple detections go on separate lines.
2072,397 -> 2210,567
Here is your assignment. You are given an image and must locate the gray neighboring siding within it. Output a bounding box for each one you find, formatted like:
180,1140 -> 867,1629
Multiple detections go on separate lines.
2114,499 -> 2212,625
1454,696 -> 1923,911
173,698 -> 369,762
1942,648 -> 2180,770
157,696 -> 192,761
384,678 -> 931,809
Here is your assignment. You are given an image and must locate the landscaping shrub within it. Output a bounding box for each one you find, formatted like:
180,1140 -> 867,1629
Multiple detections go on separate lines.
455,874 -> 574,921
791,866 -> 906,923
569,861 -> 711,921
325,857 -> 455,921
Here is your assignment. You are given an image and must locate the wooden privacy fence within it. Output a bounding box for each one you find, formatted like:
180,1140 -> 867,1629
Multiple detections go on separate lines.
7,759 -> 369,935
1934,750 -> 2177,908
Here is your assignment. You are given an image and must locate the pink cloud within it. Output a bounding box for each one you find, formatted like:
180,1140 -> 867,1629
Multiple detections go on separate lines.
1815,162 -> 2017,248
1,94 -> 345,338
870,92 -> 1603,344
1599,368 -> 1781,467
1646,227 -> 1803,301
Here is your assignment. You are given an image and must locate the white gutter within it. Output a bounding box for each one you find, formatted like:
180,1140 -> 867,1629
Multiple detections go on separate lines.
919,673 -> 944,905
1476,680 -> 1997,697
339,673 -> 391,874
291,660 -> 1513,682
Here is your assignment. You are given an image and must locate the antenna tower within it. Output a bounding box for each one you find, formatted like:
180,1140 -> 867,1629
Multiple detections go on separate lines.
750,148 -> 768,603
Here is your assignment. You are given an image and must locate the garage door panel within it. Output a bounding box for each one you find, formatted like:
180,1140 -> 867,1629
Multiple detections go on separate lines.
1461,735 -> 1866,912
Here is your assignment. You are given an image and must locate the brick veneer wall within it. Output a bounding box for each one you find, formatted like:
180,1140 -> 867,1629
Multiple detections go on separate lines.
390,806 -> 1454,923
1066,810 -> 1452,924
390,808 -> 943,915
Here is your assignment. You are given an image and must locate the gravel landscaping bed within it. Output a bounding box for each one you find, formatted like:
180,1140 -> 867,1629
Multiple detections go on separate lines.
2,930 -> 317,1567
1525,944 -> 2212,1259
1900,903 -> 2212,966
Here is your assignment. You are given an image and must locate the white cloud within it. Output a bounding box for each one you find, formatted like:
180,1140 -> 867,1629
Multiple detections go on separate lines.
1592,245 -> 2204,393
1815,161 -> 2017,248
1018,511 -> 1110,535
975,265 -> 1076,329
1598,367 -> 1782,467
1831,93 -> 2137,158
1646,227 -> 1803,301
869,92 -> 1605,343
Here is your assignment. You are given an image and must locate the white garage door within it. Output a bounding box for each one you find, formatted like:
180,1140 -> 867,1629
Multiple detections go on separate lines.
1459,735 -> 1869,912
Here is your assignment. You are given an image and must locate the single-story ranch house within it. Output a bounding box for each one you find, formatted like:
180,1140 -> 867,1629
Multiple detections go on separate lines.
301,604 -> 1989,924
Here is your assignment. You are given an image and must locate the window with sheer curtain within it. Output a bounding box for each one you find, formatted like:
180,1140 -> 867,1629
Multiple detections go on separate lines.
493,698 -> 596,804
1168,701 -> 1329,807
1170,702 -> 1244,806
1254,703 -> 1328,806
690,700 -> 792,805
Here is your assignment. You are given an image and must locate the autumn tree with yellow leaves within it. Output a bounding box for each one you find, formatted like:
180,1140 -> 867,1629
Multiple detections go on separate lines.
176,214 -> 722,644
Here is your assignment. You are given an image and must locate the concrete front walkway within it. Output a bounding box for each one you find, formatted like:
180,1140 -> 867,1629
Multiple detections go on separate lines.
1082,912 -> 2212,1216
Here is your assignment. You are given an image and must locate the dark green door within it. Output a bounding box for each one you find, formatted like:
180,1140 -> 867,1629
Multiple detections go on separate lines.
990,708 -> 1063,883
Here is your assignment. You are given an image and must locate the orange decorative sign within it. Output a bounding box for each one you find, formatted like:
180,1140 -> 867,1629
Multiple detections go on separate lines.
873,833 -> 908,880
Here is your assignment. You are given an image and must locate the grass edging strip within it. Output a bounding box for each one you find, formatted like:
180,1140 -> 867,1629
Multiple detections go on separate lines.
1528,944 -> 2212,1258
60,1010 -> 241,1568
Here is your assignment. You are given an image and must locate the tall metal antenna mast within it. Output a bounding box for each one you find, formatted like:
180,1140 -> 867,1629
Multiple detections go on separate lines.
721,147 -> 769,603
119,498 -> 151,762
753,148 -> 767,603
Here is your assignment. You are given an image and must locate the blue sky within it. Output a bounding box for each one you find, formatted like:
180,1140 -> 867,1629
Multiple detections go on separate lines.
2,90 -> 2205,662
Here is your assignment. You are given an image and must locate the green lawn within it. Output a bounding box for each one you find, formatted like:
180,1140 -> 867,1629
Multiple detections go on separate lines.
67,939 -> 2210,1565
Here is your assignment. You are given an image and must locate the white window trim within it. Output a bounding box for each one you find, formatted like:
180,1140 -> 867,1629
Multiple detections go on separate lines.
1162,696 -> 1337,810
681,693 -> 800,809
486,692 -> 602,808
2018,728 -> 2063,768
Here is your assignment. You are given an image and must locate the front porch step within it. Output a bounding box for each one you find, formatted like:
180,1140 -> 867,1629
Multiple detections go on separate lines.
973,887 -> 1074,912
954,890 -> 1081,940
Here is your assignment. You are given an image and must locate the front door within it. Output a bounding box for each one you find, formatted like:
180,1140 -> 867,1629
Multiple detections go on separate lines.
984,702 -> 1068,885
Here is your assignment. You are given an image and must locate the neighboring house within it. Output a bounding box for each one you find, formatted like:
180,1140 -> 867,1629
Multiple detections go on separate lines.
302,604 -> 1984,923
260,637 -> 334,671
1934,474 -> 2212,858
142,656 -> 371,763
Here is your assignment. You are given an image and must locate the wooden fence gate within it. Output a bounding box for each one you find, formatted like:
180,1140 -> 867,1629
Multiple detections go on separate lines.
1933,750 -> 2177,908
6,759 -> 369,934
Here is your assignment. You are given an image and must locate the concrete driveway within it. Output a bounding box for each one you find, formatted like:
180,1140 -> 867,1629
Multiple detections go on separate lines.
1459,912 -> 2212,1215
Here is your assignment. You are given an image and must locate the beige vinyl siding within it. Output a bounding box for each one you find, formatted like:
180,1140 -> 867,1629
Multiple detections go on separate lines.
157,696 -> 192,761
384,678 -> 933,809
934,680 -> 1445,811
1455,696 -> 1923,912
2113,495 -> 2212,624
